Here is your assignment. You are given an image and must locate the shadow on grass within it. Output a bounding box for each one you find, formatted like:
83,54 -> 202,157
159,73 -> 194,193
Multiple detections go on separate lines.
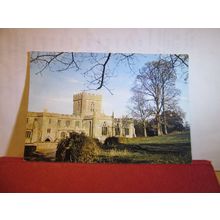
97,150 -> 192,164
103,142 -> 191,154
24,131 -> 192,164
24,151 -> 56,162
24,142 -> 192,163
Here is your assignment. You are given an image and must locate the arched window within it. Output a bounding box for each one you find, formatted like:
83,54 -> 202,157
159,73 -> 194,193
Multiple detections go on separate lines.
90,102 -> 95,112
66,120 -> 70,127
125,128 -> 129,136
26,130 -> 32,138
115,123 -> 120,136
57,120 -> 61,126
33,118 -> 38,128
78,101 -> 81,112
60,132 -> 66,139
102,122 -> 107,136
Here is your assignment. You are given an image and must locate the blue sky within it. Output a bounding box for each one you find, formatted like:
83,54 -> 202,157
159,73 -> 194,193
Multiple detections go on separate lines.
29,52 -> 190,122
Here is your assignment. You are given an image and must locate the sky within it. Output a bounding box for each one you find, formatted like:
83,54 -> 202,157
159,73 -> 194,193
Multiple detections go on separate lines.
29,52 -> 190,123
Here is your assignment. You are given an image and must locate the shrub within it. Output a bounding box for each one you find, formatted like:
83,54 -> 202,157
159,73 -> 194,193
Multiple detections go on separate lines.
55,132 -> 100,163
24,145 -> 37,157
93,138 -> 102,147
104,136 -> 120,147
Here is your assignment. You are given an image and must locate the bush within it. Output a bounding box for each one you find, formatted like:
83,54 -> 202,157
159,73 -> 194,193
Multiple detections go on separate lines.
24,145 -> 37,157
55,132 -> 100,163
104,136 -> 120,147
93,138 -> 102,147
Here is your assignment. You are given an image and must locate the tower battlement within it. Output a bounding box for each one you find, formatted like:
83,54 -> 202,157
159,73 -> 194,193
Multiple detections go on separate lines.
73,92 -> 102,101
73,92 -> 102,115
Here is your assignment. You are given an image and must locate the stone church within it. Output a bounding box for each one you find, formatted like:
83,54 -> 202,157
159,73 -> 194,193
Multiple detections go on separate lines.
25,92 -> 135,148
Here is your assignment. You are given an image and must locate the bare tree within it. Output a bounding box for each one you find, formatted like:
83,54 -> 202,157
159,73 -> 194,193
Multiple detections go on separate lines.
30,52 -> 188,94
135,60 -> 180,136
159,60 -> 180,134
128,89 -> 152,137
159,54 -> 189,82
30,52 -> 135,94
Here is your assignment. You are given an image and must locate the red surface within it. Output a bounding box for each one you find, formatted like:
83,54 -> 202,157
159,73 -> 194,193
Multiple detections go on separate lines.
0,157 -> 219,192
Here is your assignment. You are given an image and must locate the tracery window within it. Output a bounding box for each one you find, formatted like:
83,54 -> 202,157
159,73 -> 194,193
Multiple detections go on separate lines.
115,123 -> 120,136
102,122 -> 107,136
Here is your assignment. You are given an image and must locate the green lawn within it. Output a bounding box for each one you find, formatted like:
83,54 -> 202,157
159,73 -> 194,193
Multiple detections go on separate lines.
119,131 -> 190,145
25,131 -> 191,164
97,131 -> 191,164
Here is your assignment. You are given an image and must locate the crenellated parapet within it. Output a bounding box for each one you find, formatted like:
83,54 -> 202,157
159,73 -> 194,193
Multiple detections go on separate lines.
73,92 -> 102,102
25,92 -> 136,146
73,92 -> 102,116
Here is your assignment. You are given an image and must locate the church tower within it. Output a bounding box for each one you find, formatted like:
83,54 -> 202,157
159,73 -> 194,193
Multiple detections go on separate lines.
73,92 -> 102,116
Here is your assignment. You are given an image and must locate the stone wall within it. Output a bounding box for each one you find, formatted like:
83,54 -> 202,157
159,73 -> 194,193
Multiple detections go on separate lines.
25,92 -> 136,146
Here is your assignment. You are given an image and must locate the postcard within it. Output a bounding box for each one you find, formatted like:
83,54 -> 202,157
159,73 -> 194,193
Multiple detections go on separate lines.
24,52 -> 191,163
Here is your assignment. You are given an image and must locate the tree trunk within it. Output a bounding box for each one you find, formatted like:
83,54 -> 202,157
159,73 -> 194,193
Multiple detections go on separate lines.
163,114 -> 168,135
143,121 -> 147,137
156,114 -> 162,136
161,79 -> 168,135
162,104 -> 168,135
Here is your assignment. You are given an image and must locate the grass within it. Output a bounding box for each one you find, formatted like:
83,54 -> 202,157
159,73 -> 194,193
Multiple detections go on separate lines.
25,131 -> 191,164
97,149 -> 191,164
97,131 -> 191,164
119,131 -> 190,145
